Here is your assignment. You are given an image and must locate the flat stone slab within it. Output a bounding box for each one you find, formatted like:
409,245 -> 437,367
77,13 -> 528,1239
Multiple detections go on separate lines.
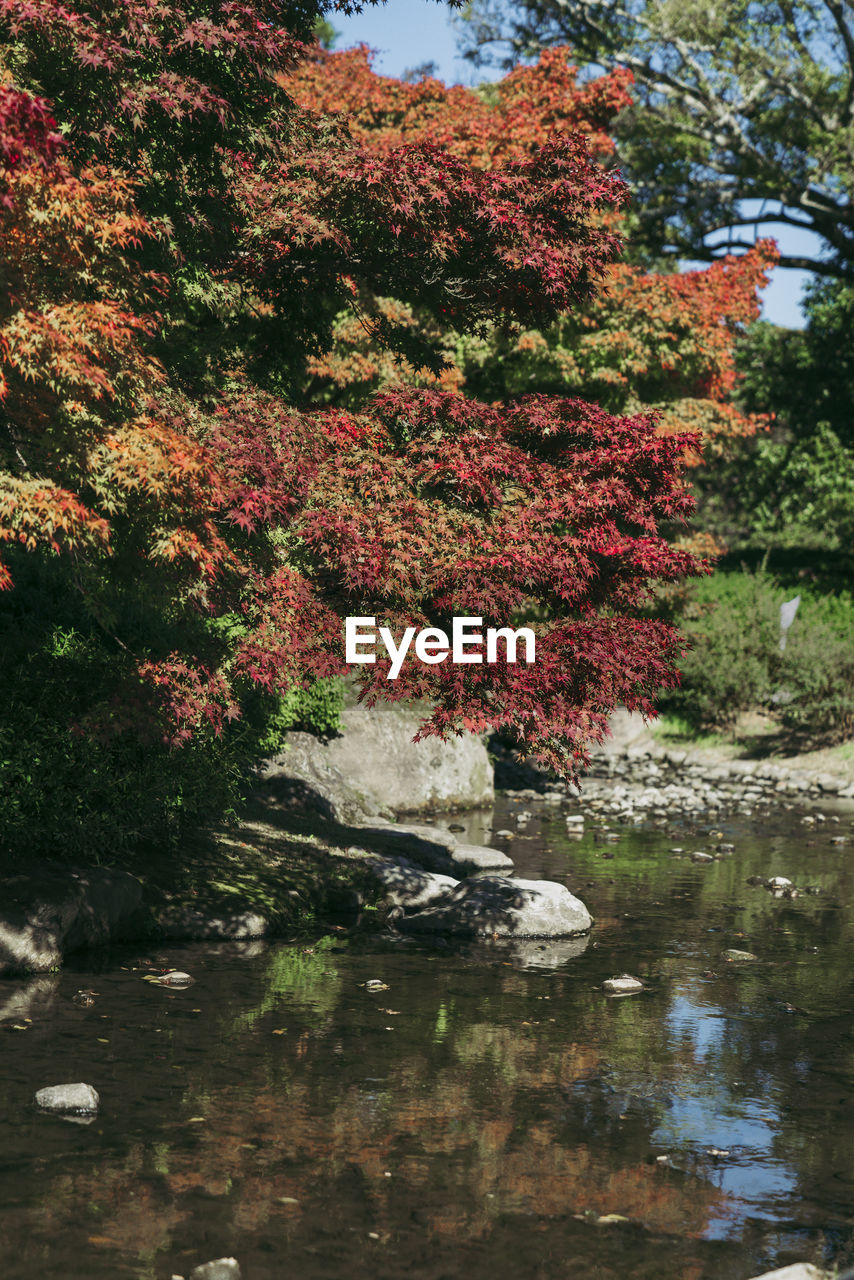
353,821 -> 458,873
400,876 -> 592,938
449,844 -> 514,873
364,858 -> 460,912
35,1083 -> 99,1115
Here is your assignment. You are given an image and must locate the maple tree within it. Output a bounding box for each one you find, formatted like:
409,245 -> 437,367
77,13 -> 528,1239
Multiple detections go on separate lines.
288,46 -> 774,462
0,0 -> 710,848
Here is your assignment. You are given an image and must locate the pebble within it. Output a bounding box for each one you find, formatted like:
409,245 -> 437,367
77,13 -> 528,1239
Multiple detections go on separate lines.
560,752 -> 852,822
145,971 -> 194,988
766,877 -> 793,889
722,949 -> 758,962
189,1261 -> 242,1280
35,1083 -> 99,1114
691,852 -> 714,864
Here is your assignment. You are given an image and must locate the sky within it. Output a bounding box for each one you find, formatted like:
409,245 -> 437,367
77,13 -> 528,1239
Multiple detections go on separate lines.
331,0 -> 816,330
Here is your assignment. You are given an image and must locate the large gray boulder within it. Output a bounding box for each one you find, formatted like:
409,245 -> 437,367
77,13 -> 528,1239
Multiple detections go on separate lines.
590,706 -> 657,758
400,876 -> 593,938
258,699 -> 493,822
0,867 -> 143,976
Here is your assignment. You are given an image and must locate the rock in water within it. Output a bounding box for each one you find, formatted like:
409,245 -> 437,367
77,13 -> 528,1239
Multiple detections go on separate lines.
448,844 -> 514,873
35,1083 -> 99,1114
146,970 -> 194,987
603,976 -> 643,996
722,949 -> 758,963
190,1262 -> 242,1280
363,858 -> 459,912
400,876 -> 592,938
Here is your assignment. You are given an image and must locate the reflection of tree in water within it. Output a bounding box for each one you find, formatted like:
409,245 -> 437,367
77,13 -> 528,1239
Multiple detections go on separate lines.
232,937 -> 343,1030
14,801 -> 854,1279
10,958 -> 727,1278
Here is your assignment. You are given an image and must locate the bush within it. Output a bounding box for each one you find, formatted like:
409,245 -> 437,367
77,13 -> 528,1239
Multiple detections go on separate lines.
660,570 -> 782,729
0,555 -> 346,866
778,602 -> 854,741
0,653 -> 345,866
660,569 -> 854,742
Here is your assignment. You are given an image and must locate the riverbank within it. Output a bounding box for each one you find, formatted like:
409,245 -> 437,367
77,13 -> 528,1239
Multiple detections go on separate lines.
4,703 -> 853,977
492,706 -> 854,801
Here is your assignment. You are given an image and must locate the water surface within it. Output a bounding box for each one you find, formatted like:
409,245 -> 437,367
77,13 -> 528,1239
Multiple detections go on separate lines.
2,794 -> 854,1279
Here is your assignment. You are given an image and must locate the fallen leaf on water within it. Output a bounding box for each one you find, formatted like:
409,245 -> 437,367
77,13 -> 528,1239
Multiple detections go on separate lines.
272,1028 -> 287,1035
87,1235 -> 117,1247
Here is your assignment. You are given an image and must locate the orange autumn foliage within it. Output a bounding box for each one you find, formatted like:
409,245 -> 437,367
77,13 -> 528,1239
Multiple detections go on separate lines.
287,46 -> 774,460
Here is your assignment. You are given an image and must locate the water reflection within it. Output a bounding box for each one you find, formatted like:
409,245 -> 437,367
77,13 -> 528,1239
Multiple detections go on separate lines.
0,797 -> 853,1278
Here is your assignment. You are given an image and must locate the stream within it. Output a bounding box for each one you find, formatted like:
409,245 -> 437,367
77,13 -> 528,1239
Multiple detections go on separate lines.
2,791 -> 854,1279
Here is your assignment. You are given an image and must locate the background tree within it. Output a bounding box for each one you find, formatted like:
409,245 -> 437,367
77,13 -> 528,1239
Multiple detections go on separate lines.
459,0 -> 854,278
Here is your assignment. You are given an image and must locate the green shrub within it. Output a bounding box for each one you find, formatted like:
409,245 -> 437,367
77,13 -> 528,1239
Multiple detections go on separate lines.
253,678 -> 345,754
660,569 -> 854,742
0,554 -> 346,866
0,654 -> 345,867
661,570 -> 782,729
778,609 -> 854,741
